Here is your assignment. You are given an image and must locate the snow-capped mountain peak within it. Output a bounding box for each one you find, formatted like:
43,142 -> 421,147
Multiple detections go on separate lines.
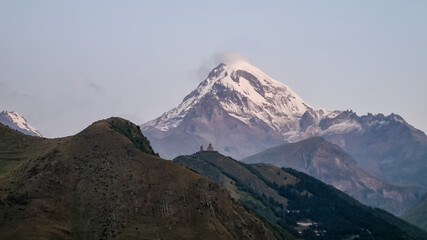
142,61 -> 314,132
0,111 -> 42,137
140,59 -> 427,183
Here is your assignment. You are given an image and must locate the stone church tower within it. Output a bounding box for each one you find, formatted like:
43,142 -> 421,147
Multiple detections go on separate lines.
207,143 -> 214,151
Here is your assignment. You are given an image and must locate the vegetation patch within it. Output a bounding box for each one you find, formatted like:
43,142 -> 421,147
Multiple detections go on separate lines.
108,118 -> 158,156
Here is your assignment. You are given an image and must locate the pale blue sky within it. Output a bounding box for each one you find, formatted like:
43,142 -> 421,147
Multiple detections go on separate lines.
1,1 -> 426,137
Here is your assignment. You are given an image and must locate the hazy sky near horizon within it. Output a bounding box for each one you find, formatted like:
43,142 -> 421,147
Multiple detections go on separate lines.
1,1 -> 426,137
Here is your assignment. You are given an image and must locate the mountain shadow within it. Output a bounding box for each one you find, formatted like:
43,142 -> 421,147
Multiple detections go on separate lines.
175,151 -> 427,240
243,137 -> 426,216
403,193 -> 427,231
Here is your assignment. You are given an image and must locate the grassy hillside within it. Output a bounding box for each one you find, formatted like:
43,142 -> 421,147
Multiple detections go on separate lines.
0,119 -> 282,240
175,151 -> 427,240
403,193 -> 427,231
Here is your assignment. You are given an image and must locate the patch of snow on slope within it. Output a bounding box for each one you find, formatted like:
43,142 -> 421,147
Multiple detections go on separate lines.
214,61 -> 313,131
323,120 -> 363,135
141,65 -> 227,131
1,111 -> 42,137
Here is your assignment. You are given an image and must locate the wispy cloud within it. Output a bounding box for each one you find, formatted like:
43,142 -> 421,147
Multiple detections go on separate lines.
192,51 -> 250,82
213,51 -> 249,65
84,80 -> 103,92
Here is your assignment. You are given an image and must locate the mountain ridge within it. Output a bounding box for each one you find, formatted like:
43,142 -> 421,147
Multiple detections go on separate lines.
174,151 -> 427,239
142,61 -> 314,134
243,136 -> 426,216
0,111 -> 42,137
141,62 -> 427,190
0,117 -> 281,240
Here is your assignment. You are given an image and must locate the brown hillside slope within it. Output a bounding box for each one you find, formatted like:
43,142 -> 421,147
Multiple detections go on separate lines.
0,118 -> 280,240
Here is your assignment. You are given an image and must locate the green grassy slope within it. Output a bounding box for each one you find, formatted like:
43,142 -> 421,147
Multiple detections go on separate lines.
403,193 -> 427,231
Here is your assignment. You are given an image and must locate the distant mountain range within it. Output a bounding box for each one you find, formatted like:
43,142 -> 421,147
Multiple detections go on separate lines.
0,111 -> 42,137
0,118 -> 281,239
243,137 -> 425,216
141,61 -> 427,191
3,116 -> 425,239
175,151 -> 427,239
315,110 -> 427,189
2,60 -> 425,238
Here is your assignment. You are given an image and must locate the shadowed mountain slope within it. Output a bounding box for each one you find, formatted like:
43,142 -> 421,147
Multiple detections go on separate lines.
0,118 -> 281,240
175,151 -> 427,240
403,193 -> 427,231
243,137 -> 426,216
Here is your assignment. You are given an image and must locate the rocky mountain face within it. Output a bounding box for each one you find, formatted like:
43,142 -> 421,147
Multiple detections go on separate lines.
141,62 -> 303,159
0,111 -> 42,137
141,61 -> 427,190
243,137 -> 425,216
314,110 -> 427,189
175,151 -> 427,240
0,118 -> 280,240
